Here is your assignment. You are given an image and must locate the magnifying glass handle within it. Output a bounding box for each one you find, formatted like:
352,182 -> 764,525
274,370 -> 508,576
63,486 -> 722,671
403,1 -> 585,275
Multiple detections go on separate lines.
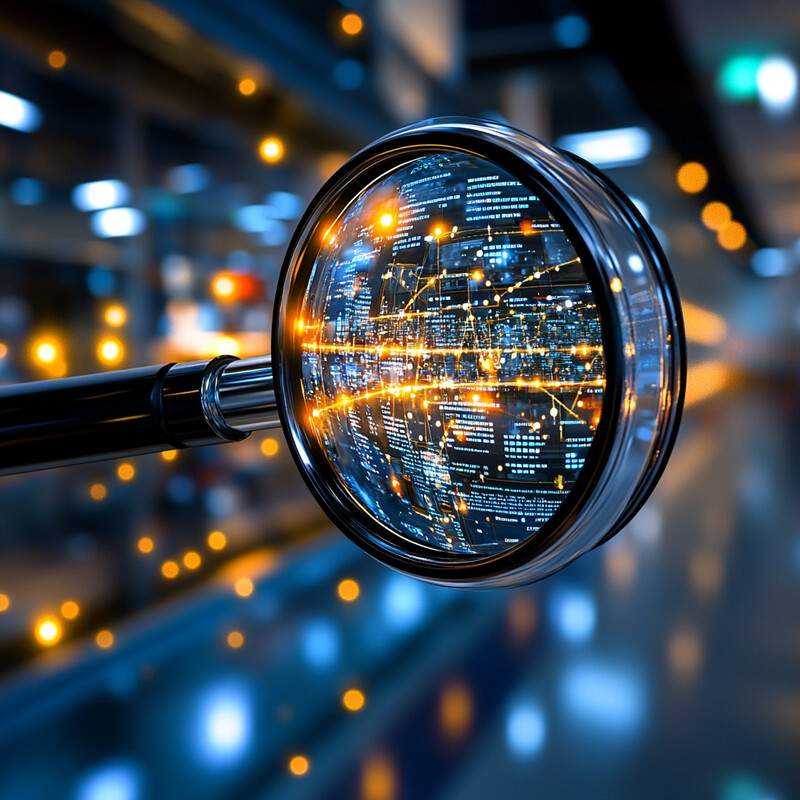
0,355 -> 279,476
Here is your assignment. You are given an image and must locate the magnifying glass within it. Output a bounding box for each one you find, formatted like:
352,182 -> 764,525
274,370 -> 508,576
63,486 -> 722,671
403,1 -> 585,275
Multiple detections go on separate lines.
0,117 -> 685,588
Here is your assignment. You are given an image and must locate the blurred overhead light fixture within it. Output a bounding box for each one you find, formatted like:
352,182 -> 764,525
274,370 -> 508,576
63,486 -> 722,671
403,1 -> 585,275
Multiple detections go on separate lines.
0,89 -> 42,133
756,54 -> 798,115
73,180 -> 131,211
556,127 -> 651,168
90,207 -> 146,238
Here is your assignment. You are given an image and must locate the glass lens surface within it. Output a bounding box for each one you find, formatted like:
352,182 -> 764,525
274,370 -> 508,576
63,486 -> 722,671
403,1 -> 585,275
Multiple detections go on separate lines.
297,151 -> 605,556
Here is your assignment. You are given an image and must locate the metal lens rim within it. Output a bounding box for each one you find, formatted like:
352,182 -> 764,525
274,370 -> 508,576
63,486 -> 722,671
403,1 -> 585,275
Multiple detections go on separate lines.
272,123 -> 628,586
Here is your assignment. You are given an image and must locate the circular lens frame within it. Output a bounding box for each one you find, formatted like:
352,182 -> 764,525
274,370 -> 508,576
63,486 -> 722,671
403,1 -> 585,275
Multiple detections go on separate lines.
273,117 -> 685,588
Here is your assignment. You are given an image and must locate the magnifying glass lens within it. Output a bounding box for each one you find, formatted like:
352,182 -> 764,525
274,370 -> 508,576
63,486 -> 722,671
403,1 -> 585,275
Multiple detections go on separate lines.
298,151 -> 605,556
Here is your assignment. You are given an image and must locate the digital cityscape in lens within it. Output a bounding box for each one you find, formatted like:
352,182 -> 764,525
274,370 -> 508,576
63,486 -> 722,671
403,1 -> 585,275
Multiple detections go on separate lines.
298,152 -> 605,555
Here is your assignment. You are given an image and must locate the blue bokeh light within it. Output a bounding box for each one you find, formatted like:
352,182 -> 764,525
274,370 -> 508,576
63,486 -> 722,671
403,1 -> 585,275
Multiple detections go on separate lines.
505,699 -> 546,758
560,660 -> 646,737
74,759 -> 142,800
549,586 -> 596,643
9,177 -> 45,205
196,683 -> 253,766
301,618 -> 341,669
382,574 -> 426,631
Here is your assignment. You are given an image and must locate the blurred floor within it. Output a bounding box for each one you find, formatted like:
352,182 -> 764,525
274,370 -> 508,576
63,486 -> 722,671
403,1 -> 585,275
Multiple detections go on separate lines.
0,381 -> 798,800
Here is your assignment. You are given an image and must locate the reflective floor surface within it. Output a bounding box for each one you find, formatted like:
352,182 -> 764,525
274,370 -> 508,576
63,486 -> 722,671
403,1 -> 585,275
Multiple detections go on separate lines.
0,380 -> 799,800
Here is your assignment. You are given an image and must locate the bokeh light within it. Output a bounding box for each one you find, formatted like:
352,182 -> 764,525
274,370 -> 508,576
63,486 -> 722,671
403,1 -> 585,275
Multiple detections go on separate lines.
35,616 -> 62,646
676,161 -> 709,193
337,578 -> 360,602
342,688 -> 366,712
288,755 -> 310,776
238,78 -> 256,96
341,12 -> 363,35
208,531 -> 227,550
361,754 -> 397,800
137,537 -> 154,554
48,50 -> 67,69
161,561 -> 180,579
259,137 -> 284,163
701,201 -> 732,231
103,304 -> 127,327
60,600 -> 80,620
717,220 -> 747,250
117,462 -> 135,481
98,337 -> 124,365
260,437 -> 279,457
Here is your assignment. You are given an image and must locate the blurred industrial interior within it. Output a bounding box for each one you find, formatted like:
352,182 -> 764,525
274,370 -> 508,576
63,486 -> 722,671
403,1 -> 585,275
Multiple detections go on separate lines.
0,1 -> 798,798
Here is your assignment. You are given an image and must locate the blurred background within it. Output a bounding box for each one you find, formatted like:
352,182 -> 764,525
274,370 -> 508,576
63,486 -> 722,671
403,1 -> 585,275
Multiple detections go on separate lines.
0,1 -> 798,798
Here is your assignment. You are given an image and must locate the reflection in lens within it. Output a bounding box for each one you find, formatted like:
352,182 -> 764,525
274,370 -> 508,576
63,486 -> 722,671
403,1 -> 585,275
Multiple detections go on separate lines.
298,151 -> 605,556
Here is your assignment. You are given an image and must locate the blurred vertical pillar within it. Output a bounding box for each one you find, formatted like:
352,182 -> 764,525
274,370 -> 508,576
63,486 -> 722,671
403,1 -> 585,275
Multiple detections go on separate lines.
501,70 -> 551,142
374,0 -> 463,123
116,53 -> 150,367
115,53 -> 161,610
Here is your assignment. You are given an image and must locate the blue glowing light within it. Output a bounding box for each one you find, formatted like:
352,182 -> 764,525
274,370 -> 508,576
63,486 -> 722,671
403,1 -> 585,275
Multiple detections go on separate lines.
556,127 -> 652,168
74,759 -> 141,800
260,220 -> 289,247
549,586 -> 596,643
560,660 -> 646,736
505,699 -> 546,758
9,177 -> 45,205
721,773 -> 783,800
756,54 -> 798,115
197,684 -> 253,765
87,267 -> 117,297
333,59 -> 366,90
0,89 -> 42,132
265,191 -> 303,220
233,205 -> 271,233
301,619 -> 340,669
166,474 -> 195,504
382,574 -> 426,631
553,15 -> 590,49
73,180 -> 131,212
751,248 -> 795,277
166,163 -> 210,194
90,208 -> 146,238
